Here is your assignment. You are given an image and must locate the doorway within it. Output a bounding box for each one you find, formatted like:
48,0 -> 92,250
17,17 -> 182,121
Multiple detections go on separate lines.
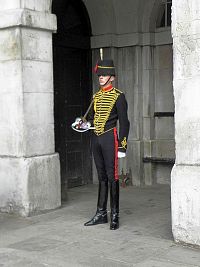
52,0 -> 92,198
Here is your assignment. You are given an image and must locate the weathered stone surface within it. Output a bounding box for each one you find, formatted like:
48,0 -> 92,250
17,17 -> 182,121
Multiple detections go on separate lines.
0,93 -> 24,156
24,124 -> 55,157
24,93 -> 53,125
21,0 -> 52,12
127,141 -> 142,186
173,78 -> 200,165
0,28 -> 21,61
0,61 -> 22,93
0,154 -> 61,216
0,9 -> 56,31
172,0 -> 200,246
22,60 -> 53,93
0,0 -> 20,11
171,165 -> 200,246
155,164 -> 171,185
0,2 -> 60,215
155,117 -> 174,139
173,35 -> 200,79
21,28 -> 53,61
152,140 -> 175,159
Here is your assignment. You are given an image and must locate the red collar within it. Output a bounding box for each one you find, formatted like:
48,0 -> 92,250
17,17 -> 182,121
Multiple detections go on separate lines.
101,84 -> 113,92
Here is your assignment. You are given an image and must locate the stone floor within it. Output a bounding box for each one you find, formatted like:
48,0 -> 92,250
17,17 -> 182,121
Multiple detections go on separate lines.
1,184 -> 200,267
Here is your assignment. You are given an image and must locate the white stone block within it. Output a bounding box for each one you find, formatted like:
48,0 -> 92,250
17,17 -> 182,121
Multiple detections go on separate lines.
21,9 -> 57,31
0,93 -> 23,156
174,78 -> 200,122
0,126 -> 23,156
0,93 -> 23,126
172,1 -> 200,36
174,78 -> 200,164
0,61 -> 22,93
0,154 -> 61,216
0,28 -> 21,60
0,0 -> 20,10
24,124 -> 54,156
23,93 -> 53,125
23,90 -> 55,156
0,91 -> 54,156
0,9 -> 56,32
171,165 -> 200,246
21,28 -> 52,61
21,0 -> 52,12
173,35 -> 200,79
22,60 -> 53,93
175,122 -> 200,164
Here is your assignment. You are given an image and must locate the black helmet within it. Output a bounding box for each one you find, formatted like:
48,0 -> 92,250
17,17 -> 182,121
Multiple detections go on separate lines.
95,59 -> 115,76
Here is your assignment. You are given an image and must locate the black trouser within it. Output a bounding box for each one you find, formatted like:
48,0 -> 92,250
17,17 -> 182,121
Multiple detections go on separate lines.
92,128 -> 119,215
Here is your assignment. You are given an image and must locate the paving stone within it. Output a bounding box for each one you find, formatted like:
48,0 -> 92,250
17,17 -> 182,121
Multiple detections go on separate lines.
0,185 -> 200,267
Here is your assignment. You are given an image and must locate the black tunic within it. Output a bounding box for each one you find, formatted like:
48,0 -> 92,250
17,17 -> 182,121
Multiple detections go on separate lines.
88,87 -> 130,153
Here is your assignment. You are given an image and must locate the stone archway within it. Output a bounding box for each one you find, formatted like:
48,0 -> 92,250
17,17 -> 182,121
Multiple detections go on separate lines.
52,0 -> 92,198
1,0 -> 200,247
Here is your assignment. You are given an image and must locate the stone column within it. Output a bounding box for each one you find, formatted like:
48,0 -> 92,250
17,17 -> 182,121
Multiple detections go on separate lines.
171,0 -> 200,245
0,0 -> 61,216
142,45 -> 155,185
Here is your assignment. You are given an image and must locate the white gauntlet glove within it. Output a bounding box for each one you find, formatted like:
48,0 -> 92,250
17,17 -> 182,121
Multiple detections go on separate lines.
118,151 -> 126,158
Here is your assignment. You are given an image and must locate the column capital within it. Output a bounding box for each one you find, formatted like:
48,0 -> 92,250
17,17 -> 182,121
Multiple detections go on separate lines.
0,9 -> 57,32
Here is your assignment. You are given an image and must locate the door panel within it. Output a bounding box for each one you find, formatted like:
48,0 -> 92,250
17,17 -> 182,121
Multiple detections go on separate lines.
54,46 -> 92,193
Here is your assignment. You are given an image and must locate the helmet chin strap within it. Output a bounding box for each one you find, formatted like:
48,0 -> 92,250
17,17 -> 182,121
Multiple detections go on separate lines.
102,76 -> 112,87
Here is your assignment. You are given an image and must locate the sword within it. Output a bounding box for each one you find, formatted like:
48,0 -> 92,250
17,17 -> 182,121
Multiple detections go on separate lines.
82,98 -> 94,122
72,47 -> 103,132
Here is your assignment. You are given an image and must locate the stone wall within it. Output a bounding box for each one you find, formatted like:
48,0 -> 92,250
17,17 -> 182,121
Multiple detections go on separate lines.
171,0 -> 200,246
88,0 -> 174,186
0,0 -> 61,216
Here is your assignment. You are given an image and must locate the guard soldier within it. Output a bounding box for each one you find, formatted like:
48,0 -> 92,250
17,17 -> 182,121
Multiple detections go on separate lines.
82,59 -> 130,230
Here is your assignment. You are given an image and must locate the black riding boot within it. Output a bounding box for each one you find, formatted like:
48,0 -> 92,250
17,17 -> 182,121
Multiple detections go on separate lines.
84,181 -> 108,226
110,180 -> 119,230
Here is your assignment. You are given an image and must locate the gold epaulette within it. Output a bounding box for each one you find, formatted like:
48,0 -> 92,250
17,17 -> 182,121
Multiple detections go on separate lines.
114,88 -> 122,94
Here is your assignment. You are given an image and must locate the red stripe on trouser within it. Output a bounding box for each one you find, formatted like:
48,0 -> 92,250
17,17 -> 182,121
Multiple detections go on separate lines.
113,128 -> 119,180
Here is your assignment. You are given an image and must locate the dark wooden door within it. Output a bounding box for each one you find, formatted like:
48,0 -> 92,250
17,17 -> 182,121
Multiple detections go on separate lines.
52,0 -> 92,197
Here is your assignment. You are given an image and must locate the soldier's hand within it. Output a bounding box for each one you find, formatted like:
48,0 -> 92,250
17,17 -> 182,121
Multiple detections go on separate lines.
80,121 -> 91,130
71,117 -> 83,128
118,151 -> 126,158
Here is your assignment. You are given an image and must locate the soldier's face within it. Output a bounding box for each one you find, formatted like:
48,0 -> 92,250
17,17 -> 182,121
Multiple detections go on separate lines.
98,75 -> 114,86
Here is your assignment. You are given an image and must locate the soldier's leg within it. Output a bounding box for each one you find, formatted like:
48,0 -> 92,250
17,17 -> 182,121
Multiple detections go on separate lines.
101,129 -> 120,230
84,134 -> 108,226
